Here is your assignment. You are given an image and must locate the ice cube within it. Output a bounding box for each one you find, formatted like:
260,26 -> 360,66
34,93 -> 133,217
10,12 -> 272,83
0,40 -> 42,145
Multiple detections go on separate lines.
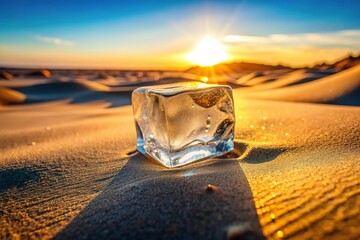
132,83 -> 235,168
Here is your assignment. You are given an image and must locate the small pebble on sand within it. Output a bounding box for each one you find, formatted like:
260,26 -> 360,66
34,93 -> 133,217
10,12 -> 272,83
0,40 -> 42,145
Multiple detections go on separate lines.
206,184 -> 219,192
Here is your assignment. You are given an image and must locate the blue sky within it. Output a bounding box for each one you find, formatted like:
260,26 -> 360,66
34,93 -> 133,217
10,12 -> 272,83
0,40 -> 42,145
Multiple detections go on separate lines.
0,0 -> 359,69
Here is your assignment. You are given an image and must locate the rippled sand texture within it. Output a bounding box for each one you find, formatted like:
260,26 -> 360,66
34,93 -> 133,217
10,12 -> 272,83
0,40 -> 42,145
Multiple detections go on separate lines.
0,64 -> 359,239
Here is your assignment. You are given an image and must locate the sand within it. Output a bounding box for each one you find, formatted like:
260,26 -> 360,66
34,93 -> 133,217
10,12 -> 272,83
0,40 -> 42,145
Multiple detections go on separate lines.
238,64 -> 360,105
0,66 -> 359,239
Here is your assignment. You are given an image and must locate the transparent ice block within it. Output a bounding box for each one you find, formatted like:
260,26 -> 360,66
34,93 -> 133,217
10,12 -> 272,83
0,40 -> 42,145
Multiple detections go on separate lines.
132,83 -> 235,168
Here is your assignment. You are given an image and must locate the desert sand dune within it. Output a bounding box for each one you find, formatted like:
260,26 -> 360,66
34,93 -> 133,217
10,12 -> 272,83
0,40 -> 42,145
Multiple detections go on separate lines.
0,71 -> 13,80
0,87 -> 26,105
7,80 -> 133,107
239,64 -> 360,105
317,54 -> 360,70
0,79 -> 54,88
227,69 -> 292,86
236,69 -> 335,91
25,69 -> 52,78
0,97 -> 359,239
186,62 -> 290,76
0,64 -> 359,239
0,75 -> 204,107
12,80 -> 109,93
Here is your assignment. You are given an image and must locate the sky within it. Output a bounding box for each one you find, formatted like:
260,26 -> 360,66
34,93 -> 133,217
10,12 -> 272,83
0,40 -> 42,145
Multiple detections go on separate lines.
0,0 -> 359,69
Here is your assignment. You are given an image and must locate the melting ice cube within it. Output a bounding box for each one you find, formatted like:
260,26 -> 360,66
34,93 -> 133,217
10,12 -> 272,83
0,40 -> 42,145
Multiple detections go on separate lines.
132,83 -> 235,168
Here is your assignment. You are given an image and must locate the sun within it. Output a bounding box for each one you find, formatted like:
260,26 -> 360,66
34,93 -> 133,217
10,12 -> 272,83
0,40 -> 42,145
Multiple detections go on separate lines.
186,36 -> 230,66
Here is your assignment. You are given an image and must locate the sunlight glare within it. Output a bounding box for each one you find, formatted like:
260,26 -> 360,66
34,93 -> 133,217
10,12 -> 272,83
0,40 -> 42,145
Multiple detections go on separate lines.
186,36 -> 230,66
200,76 -> 209,82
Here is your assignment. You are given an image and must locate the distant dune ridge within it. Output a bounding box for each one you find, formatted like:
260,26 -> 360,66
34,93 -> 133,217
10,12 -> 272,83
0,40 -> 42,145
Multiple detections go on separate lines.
186,53 -> 360,75
0,55 -> 359,239
313,53 -> 360,70
25,69 -> 52,78
0,55 -> 359,107
186,61 -> 290,76
0,71 -> 13,80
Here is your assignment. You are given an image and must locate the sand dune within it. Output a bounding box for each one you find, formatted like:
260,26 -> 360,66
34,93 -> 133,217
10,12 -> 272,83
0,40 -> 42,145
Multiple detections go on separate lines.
0,98 -> 359,239
0,71 -> 13,80
0,87 -> 25,105
0,64 -> 359,239
238,64 -> 360,105
6,80 -> 133,107
13,80 -> 109,93
314,54 -> 360,70
234,69 -> 337,90
0,74 -> 205,107
25,69 -> 52,78
186,61 -> 290,76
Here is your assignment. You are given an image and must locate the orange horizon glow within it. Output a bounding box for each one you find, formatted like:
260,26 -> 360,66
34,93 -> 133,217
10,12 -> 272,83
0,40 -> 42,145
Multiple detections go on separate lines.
0,0 -> 359,71
0,49 -> 356,70
1,32 -> 358,70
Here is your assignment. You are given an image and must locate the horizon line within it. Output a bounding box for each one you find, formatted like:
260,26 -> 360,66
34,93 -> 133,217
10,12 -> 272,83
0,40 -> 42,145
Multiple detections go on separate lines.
1,52 -> 358,71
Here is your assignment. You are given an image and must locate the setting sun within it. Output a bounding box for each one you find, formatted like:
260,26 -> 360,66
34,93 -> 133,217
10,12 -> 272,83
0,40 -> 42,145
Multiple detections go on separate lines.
186,36 -> 230,66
